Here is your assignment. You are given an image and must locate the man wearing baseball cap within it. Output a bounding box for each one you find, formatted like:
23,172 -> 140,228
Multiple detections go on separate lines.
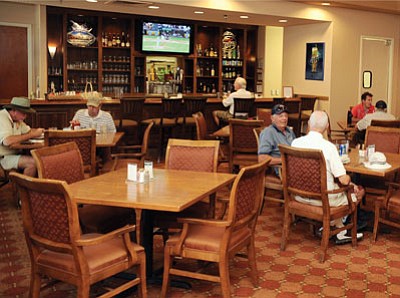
70,95 -> 116,133
258,104 -> 296,172
0,97 -> 44,176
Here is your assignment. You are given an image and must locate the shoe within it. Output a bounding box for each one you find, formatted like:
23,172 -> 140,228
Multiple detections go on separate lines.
342,215 -> 368,232
335,231 -> 363,245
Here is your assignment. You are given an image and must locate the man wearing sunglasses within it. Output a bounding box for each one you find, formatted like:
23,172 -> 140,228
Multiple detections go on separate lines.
258,104 -> 296,173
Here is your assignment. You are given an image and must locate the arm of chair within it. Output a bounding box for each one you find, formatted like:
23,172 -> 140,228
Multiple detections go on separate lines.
117,145 -> 142,152
75,224 -> 136,247
177,217 -> 232,228
326,184 -> 357,207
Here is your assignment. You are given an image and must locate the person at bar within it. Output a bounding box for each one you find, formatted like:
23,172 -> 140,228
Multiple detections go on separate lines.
0,97 -> 44,177
292,110 -> 364,244
71,95 -> 116,133
258,104 -> 296,175
212,77 -> 251,127
351,92 -> 375,122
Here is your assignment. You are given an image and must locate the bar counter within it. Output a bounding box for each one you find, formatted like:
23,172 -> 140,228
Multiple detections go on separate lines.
0,94 -> 327,132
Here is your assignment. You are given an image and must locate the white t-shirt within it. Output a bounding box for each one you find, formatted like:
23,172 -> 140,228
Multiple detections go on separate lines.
291,131 -> 349,207
72,109 -> 116,133
222,88 -> 252,115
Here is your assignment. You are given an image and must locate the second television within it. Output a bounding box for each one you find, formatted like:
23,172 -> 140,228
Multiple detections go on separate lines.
140,21 -> 193,54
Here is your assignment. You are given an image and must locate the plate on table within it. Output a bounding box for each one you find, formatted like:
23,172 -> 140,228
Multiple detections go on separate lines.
341,154 -> 350,164
363,162 -> 392,170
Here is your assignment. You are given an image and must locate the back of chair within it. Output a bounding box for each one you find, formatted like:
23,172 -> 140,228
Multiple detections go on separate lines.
279,144 -> 327,204
233,97 -> 255,118
193,112 -> 209,140
32,142 -> 85,184
229,119 -> 264,153
226,159 -> 270,228
365,126 -> 400,154
273,97 -> 285,106
300,97 -> 317,114
256,108 -> 272,127
11,172 -> 79,250
182,97 -> 207,123
161,98 -> 182,122
45,129 -> 97,177
118,97 -> 145,127
165,138 -> 219,172
370,119 -> 400,128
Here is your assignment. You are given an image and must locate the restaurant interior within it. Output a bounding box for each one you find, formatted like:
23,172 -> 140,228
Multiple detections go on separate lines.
1,0 -> 400,297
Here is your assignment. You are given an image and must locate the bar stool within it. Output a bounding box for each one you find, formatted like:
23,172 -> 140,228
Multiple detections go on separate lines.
178,96 -> 207,139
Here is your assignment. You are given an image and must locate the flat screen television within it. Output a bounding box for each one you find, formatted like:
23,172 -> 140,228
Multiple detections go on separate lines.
140,21 -> 193,54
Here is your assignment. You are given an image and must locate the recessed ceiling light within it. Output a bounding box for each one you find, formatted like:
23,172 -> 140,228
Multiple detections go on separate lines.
240,15 -> 249,19
194,11 -> 204,14
148,5 -> 159,9
86,0 -> 98,2
278,19 -> 288,23
322,2 -> 331,6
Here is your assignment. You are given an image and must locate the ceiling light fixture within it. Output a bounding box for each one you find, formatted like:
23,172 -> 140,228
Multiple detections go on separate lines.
240,15 -> 249,19
321,2 -> 331,6
86,0 -> 98,3
278,19 -> 288,23
48,45 -> 56,59
148,5 -> 159,9
194,11 -> 204,14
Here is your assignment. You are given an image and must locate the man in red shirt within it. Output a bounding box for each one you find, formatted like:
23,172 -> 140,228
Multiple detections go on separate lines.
351,92 -> 375,121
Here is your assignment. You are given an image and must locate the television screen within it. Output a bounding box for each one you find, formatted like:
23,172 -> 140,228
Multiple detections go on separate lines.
141,21 -> 192,54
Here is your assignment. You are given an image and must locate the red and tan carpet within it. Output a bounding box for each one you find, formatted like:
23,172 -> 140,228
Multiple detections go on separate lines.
2,181 -> 400,297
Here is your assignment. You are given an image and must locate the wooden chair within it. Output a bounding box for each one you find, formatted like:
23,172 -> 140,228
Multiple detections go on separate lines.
161,159 -> 270,298
179,96 -> 207,138
193,111 -> 228,163
229,118 -> 264,173
371,119 -> 400,128
326,112 -> 351,144
285,98 -> 302,137
31,142 -> 135,234
233,97 -> 255,119
142,98 -> 182,161
373,182 -> 400,241
10,172 -> 147,298
253,127 -> 284,212
153,138 -> 221,240
256,108 -> 272,127
364,126 -> 400,153
279,144 -> 360,262
110,121 -> 154,170
114,97 -> 145,144
299,97 -> 317,135
45,129 -> 97,177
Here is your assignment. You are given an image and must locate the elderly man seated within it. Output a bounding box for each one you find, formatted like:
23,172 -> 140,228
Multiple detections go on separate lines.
292,110 -> 364,244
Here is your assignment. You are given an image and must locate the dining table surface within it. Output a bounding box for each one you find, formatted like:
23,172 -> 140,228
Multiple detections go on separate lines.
344,149 -> 400,178
10,131 -> 124,150
69,167 -> 236,276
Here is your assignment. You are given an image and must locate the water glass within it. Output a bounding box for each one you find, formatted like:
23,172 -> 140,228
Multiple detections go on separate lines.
144,160 -> 154,179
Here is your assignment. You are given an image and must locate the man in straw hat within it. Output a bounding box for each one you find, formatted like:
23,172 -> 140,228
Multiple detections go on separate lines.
0,97 -> 44,176
70,94 -> 116,133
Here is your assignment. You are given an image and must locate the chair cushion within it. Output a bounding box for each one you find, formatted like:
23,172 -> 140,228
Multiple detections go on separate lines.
288,200 -> 351,221
167,225 -> 251,253
114,119 -> 139,128
37,233 -> 144,275
142,118 -> 177,126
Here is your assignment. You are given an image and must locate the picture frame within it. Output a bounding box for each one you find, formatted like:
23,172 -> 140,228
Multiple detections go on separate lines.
363,70 -> 372,88
305,42 -> 325,81
283,86 -> 294,98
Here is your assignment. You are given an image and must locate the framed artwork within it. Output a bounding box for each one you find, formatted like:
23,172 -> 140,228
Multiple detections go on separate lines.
283,86 -> 293,98
363,70 -> 372,88
305,42 -> 324,81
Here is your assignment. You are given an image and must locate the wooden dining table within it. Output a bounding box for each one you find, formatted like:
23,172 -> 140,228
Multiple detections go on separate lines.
344,149 -> 400,178
69,167 -> 236,276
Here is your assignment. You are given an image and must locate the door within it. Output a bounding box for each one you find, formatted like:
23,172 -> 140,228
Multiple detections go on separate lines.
359,36 -> 393,110
0,25 -> 28,98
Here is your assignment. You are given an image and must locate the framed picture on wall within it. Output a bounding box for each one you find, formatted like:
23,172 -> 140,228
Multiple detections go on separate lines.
283,86 -> 293,98
305,42 -> 325,81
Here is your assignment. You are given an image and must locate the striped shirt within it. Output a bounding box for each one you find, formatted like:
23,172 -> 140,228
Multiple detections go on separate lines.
72,109 -> 116,133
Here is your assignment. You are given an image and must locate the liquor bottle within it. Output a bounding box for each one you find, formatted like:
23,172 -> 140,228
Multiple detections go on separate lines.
347,107 -> 353,126
209,44 -> 214,57
211,64 -> 215,76
237,45 -> 240,59
107,33 -> 113,47
102,32 -> 105,46
112,34 -> 116,47
196,63 -> 201,76
121,32 -> 126,47
125,34 -> 131,47
116,34 -> 121,47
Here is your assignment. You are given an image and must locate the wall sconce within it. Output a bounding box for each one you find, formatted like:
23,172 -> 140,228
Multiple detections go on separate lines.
48,46 -> 56,59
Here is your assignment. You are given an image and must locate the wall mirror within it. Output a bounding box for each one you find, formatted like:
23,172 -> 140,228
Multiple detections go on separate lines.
363,71 -> 372,89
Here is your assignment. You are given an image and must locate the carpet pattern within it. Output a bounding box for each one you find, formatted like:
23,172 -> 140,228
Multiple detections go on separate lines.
2,181 -> 400,297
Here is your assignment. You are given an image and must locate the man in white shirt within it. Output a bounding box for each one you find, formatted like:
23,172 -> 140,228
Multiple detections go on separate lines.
356,100 -> 396,131
212,77 -> 252,126
291,110 -> 364,244
71,95 -> 116,133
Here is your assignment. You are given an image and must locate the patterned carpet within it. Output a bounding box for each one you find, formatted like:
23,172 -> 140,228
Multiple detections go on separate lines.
2,177 -> 400,297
